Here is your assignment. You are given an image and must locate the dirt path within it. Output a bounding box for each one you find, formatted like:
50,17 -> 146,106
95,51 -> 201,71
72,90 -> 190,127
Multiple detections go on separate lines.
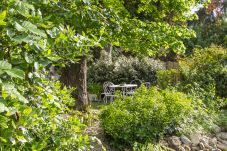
86,108 -> 119,151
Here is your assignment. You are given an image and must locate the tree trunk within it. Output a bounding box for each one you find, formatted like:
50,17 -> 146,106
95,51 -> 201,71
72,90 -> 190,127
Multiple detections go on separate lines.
104,44 -> 113,63
75,57 -> 89,111
60,57 -> 89,111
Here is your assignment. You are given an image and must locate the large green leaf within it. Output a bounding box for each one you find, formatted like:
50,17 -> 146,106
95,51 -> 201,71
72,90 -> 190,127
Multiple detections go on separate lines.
5,69 -> 25,79
12,34 -> 31,43
2,84 -> 28,104
46,27 -> 60,38
0,11 -> 6,26
0,61 -> 12,70
0,102 -> 8,113
15,1 -> 35,17
22,21 -> 47,38
15,21 -> 26,32
0,115 -> 9,128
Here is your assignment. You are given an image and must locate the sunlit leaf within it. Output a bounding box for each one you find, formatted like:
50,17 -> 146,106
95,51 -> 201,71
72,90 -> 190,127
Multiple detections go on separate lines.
0,61 -> 12,70
0,115 -> 9,128
0,102 -> 8,113
5,69 -> 25,79
15,22 -> 26,32
2,84 -> 28,103
0,11 -> 6,25
22,21 -> 47,38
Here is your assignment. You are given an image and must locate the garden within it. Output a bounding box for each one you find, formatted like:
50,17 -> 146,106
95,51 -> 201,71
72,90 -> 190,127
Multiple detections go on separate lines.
0,0 -> 227,151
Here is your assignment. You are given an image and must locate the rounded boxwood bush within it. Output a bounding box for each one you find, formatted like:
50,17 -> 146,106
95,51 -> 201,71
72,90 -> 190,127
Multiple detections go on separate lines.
100,86 -> 193,145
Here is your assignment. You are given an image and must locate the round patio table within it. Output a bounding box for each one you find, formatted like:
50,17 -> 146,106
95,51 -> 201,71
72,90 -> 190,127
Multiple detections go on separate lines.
109,84 -> 137,95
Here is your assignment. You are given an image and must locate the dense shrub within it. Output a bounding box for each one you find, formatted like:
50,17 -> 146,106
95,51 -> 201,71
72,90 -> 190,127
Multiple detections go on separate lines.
88,56 -> 165,84
0,67 -> 90,150
155,47 -> 227,107
88,82 -> 102,94
156,69 -> 181,89
185,20 -> 227,52
100,86 -> 193,145
0,1 -> 94,150
179,47 -> 227,101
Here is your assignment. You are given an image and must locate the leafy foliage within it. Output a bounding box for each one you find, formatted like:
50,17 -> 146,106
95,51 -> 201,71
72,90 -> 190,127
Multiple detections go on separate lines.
88,56 -> 165,84
0,0 -> 97,150
156,69 -> 181,89
185,21 -> 227,51
98,0 -> 201,56
88,82 -> 102,94
179,47 -> 227,102
100,86 -> 193,146
0,0 -> 209,149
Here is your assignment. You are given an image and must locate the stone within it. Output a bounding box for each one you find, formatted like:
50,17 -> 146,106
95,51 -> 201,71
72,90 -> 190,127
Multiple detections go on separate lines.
211,149 -> 221,151
217,135 -> 227,145
191,146 -> 200,151
168,136 -> 182,149
191,143 -> 197,147
200,137 -> 209,145
203,143 -> 213,150
190,133 -> 201,146
182,144 -> 191,151
209,137 -> 218,147
217,142 -> 227,150
217,132 -> 227,141
160,145 -> 175,151
159,140 -> 169,147
181,135 -> 192,146
178,146 -> 186,151
199,142 -> 205,150
213,125 -> 222,133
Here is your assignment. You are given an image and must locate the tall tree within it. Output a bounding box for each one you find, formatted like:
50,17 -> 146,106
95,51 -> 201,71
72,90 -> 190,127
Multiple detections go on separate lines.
57,0 -> 204,110
2,0 -> 205,111
185,0 -> 227,51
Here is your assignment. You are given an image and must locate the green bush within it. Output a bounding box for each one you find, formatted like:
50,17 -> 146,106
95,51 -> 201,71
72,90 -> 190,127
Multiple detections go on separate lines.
88,56 -> 165,84
100,86 -> 193,146
0,71 -> 90,150
156,69 -> 181,89
0,1 -> 93,150
157,47 -> 227,108
184,20 -> 227,52
133,143 -> 165,151
88,82 -> 102,94
179,47 -> 227,102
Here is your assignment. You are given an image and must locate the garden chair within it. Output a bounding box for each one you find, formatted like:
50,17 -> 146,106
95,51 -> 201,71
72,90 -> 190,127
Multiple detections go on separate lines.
101,82 -> 116,103
130,79 -> 142,87
124,79 -> 142,96
144,82 -> 151,89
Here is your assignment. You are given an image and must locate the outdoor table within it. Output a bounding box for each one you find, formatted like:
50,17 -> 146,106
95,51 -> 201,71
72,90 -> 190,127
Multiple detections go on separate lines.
109,84 -> 137,95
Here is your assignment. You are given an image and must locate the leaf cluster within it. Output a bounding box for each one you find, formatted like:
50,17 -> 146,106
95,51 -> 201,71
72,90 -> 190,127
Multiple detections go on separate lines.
100,86 -> 193,147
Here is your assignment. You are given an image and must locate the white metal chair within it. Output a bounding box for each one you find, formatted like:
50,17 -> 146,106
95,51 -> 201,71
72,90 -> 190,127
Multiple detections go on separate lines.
102,82 -> 115,103
130,79 -> 142,87
144,82 -> 151,89
123,79 -> 141,96
123,86 -> 135,96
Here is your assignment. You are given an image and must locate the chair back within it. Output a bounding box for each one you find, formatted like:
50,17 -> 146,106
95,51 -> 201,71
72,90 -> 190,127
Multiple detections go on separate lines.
103,82 -> 114,94
144,82 -> 151,89
130,79 -> 142,87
